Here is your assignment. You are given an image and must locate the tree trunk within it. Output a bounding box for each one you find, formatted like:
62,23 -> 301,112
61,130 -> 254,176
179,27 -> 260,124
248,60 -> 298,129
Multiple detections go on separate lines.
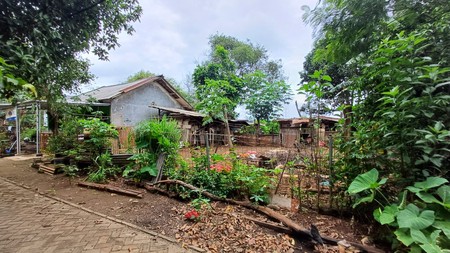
343,104 -> 352,140
222,105 -> 233,148
256,118 -> 261,145
48,110 -> 59,134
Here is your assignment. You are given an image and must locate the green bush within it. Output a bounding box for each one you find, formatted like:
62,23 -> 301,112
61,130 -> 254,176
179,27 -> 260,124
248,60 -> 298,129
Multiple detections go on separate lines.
169,152 -> 275,204
88,153 -> 120,183
349,169 -> 450,252
124,116 -> 182,182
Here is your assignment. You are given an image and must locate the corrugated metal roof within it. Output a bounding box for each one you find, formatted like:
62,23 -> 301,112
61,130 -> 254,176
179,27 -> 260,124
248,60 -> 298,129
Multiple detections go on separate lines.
318,115 -> 340,122
71,76 -> 193,110
149,105 -> 205,118
75,77 -> 155,102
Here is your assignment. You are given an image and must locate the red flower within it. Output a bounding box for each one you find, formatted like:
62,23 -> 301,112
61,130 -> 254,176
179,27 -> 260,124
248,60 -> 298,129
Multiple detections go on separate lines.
210,163 -> 232,173
184,210 -> 200,220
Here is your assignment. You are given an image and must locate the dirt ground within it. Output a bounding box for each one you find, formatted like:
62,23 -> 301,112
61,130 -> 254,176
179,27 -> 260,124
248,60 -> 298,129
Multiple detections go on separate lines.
0,155 -> 382,253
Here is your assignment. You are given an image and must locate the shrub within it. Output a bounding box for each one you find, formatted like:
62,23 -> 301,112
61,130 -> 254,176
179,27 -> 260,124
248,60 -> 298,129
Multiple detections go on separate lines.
349,169 -> 450,252
169,152 -> 275,204
124,116 -> 182,182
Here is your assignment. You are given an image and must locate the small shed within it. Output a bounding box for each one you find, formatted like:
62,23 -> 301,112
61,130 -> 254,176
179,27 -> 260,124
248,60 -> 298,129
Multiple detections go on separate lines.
149,105 -> 249,146
278,116 -> 340,147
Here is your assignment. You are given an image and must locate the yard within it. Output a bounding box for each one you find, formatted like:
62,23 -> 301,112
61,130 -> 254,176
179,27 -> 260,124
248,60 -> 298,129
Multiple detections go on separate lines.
0,155 -> 377,253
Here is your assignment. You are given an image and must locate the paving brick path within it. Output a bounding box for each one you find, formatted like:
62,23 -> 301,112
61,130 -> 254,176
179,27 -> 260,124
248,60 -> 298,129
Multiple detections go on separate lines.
0,177 -> 196,253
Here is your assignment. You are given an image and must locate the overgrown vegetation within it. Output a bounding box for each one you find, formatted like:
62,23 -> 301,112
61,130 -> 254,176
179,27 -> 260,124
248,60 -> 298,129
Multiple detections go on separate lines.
349,170 -> 450,252
47,116 -> 119,182
302,0 -> 450,251
169,151 -> 275,204
123,116 -> 182,182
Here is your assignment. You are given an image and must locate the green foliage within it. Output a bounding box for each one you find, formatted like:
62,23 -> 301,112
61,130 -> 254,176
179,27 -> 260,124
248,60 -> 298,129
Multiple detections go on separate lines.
87,168 -> 107,183
239,120 -> 280,135
22,128 -> 36,141
243,71 -> 291,123
122,153 -> 158,182
302,4 -> 450,250
168,152 -> 275,204
88,153 -> 120,183
193,35 -> 288,121
78,118 -> 118,157
47,116 -> 83,155
134,116 -> 181,155
125,117 -> 181,182
349,170 -> 450,252
62,165 -> 79,179
347,169 -> 388,208
126,70 -> 155,82
0,56 -> 36,99
209,34 -> 267,76
195,79 -> 236,125
0,0 -> 142,114
47,116 -> 118,178
190,194 -> 211,211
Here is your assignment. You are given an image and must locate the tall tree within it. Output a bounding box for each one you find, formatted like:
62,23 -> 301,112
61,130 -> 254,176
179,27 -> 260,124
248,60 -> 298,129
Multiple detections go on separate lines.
0,0 -> 142,111
302,0 -> 450,184
243,71 -> 291,131
193,46 -> 238,147
194,34 -> 289,117
126,70 -> 156,83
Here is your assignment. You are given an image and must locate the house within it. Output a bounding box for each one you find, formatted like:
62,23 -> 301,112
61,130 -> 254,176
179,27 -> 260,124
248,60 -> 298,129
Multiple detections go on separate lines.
74,76 -> 248,150
73,76 -> 192,127
278,116 -> 340,147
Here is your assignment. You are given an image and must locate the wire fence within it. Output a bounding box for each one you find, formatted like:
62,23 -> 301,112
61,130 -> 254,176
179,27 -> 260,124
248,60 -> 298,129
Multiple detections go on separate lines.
110,128 -> 348,211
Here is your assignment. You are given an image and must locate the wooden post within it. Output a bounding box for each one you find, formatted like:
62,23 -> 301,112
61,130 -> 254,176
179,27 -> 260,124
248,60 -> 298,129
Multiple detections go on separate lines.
204,130 -> 210,169
222,105 -> 233,148
328,134 -> 334,209
15,106 -> 20,155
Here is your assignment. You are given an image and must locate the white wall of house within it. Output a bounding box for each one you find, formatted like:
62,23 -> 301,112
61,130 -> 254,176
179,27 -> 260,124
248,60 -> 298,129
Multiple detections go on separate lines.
110,82 -> 182,127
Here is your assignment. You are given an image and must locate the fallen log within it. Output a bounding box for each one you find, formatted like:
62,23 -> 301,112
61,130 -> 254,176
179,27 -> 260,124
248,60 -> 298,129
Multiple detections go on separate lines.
242,215 -> 294,235
78,181 -> 143,198
148,179 -> 384,253
143,184 -> 177,198
242,215 -> 384,253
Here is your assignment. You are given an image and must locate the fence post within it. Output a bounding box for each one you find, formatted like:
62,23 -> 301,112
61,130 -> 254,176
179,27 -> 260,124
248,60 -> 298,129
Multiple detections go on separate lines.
204,131 -> 210,169
328,134 -> 334,209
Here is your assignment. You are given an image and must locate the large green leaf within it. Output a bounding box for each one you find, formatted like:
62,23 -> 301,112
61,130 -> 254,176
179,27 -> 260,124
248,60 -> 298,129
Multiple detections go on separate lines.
415,177 -> 448,191
380,205 -> 399,225
433,221 -> 450,238
352,193 -> 374,208
139,163 -> 158,177
395,228 -> 415,246
410,229 -> 429,244
437,185 -> 450,207
418,231 -> 445,253
417,192 -> 441,204
373,208 -> 382,223
348,169 -> 386,194
397,204 -> 435,230
420,244 -> 445,253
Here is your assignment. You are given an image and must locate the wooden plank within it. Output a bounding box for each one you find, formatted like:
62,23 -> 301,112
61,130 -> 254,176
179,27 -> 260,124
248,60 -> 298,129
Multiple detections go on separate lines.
39,164 -> 56,175
77,181 -> 143,198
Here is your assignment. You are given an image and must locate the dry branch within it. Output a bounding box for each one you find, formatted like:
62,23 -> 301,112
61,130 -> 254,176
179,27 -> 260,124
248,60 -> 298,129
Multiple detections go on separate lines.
148,179 -> 384,253
78,181 -> 143,198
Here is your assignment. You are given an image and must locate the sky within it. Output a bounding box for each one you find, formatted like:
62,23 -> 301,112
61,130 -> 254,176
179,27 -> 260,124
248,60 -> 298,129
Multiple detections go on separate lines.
85,0 -> 318,118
